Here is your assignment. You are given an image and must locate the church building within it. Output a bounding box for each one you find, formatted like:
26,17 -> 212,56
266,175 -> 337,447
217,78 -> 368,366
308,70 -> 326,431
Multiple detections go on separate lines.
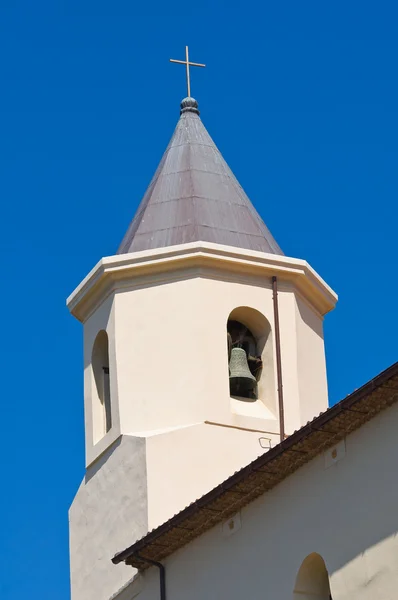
67,57 -> 398,600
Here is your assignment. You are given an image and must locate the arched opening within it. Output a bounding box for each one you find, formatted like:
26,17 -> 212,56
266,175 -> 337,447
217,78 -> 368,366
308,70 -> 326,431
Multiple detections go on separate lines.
227,320 -> 260,400
293,553 -> 332,600
227,307 -> 274,409
92,330 -> 112,444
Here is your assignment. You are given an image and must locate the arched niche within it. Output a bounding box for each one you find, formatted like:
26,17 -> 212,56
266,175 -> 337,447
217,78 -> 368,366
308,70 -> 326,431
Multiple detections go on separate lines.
227,307 -> 275,413
91,330 -> 112,444
293,553 -> 332,600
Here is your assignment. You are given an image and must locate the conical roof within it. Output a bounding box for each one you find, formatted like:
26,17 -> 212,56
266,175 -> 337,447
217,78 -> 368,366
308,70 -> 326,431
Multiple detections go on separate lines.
117,98 -> 283,256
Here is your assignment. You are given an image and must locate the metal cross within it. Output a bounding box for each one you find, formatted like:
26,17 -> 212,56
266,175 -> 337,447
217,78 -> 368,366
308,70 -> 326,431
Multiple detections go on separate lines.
170,46 -> 205,98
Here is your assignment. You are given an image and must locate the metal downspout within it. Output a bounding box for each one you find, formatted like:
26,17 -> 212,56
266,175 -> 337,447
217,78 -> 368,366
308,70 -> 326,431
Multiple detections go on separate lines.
272,276 -> 285,442
136,555 -> 166,600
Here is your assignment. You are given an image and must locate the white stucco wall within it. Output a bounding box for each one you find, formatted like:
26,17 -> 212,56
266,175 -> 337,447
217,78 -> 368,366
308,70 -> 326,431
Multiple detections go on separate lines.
295,295 -> 329,425
78,255 -> 333,467
83,293 -> 122,466
69,436 -> 148,600
145,422 -> 280,530
108,273 -> 329,446
70,422 -> 280,600
126,401 -> 398,600
69,244 -> 337,600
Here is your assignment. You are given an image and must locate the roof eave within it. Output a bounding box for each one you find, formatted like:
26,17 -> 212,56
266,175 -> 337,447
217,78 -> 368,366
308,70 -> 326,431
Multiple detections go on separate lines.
66,242 -> 337,322
112,361 -> 398,569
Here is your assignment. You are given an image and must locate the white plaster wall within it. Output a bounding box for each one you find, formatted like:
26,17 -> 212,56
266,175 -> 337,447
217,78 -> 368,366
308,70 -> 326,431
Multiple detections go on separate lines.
145,422 -> 280,530
295,295 -> 329,425
130,401 -> 398,600
69,436 -> 148,600
113,273 -> 328,440
73,259 -> 332,600
277,288 -> 302,434
80,268 -> 331,466
83,293 -> 121,466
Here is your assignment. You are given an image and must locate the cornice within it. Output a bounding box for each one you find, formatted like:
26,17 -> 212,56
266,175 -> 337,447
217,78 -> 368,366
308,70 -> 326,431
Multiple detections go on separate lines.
67,242 -> 338,322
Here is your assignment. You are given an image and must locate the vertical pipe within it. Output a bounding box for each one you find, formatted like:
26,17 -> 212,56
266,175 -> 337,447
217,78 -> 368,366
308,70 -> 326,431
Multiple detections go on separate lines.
137,555 -> 166,600
272,276 -> 285,443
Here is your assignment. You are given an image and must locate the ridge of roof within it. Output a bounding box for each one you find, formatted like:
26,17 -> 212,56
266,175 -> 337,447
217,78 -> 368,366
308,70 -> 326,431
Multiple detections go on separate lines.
113,361 -> 398,569
117,97 -> 283,256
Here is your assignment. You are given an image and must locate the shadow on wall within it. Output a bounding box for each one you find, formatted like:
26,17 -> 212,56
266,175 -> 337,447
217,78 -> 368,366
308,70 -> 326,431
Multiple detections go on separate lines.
85,436 -> 122,483
295,295 -> 324,341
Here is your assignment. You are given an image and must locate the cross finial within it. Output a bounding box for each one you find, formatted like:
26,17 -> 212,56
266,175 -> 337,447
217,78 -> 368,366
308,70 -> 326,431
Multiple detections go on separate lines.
170,46 -> 205,98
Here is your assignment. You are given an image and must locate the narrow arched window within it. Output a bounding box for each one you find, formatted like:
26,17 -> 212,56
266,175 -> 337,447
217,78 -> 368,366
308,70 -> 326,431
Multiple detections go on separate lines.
293,553 -> 332,600
92,330 -> 112,443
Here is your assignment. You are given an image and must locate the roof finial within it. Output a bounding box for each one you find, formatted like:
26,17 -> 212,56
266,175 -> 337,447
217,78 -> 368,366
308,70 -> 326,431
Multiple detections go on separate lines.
170,46 -> 205,99
180,97 -> 200,115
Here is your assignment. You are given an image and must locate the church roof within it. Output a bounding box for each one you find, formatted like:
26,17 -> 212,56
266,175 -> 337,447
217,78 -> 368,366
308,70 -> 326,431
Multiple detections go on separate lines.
113,360 -> 398,569
117,97 -> 283,255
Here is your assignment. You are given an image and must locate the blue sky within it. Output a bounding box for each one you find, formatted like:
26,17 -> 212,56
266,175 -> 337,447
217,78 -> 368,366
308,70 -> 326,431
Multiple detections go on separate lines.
0,1 -> 397,598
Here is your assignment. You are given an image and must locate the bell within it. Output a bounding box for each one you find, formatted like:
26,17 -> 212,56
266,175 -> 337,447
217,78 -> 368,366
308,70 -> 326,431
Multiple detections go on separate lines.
229,347 -> 258,400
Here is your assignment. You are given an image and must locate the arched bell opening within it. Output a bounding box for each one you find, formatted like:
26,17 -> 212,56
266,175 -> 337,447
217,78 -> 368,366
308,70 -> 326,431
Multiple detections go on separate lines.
91,330 -> 112,444
227,320 -> 260,400
227,307 -> 274,408
293,553 -> 332,600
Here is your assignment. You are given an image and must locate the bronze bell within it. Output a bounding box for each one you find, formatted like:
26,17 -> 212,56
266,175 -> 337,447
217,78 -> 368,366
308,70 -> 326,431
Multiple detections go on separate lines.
229,347 -> 258,400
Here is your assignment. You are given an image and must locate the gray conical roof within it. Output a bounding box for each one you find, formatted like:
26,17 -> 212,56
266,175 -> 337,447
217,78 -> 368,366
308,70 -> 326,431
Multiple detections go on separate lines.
117,98 -> 283,255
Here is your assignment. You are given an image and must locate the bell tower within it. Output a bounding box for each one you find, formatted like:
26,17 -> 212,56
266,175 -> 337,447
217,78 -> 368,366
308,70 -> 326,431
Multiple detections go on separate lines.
68,96 -> 337,600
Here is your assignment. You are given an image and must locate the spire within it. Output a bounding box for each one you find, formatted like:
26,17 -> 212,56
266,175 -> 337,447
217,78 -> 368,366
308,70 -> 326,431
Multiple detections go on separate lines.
117,98 -> 283,255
